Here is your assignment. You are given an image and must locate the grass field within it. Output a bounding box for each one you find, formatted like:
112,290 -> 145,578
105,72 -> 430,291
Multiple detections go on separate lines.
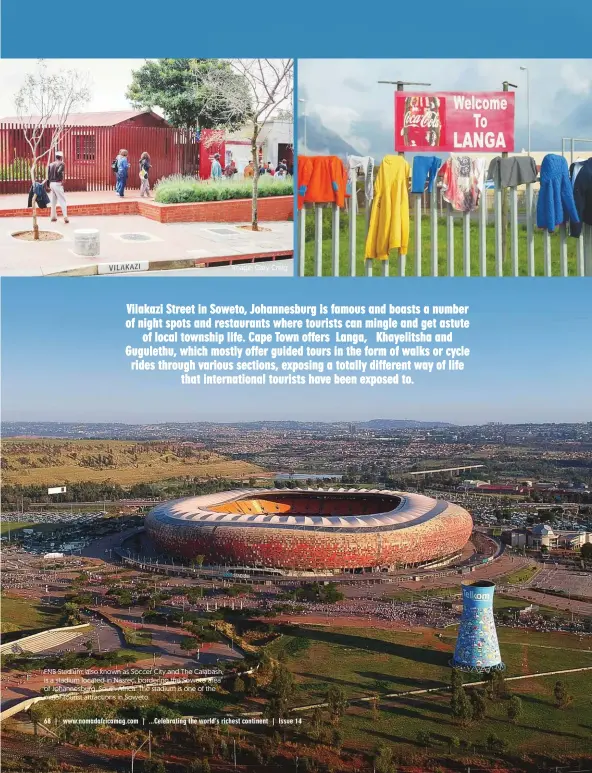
339,671 -> 592,760
303,211 -> 581,277
0,521 -> 37,534
499,565 -> 540,585
2,439 -> 263,485
267,624 -> 592,760
268,625 -> 592,704
0,594 -> 63,634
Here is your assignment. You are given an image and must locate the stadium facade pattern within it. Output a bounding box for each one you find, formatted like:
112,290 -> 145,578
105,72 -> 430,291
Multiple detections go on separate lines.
145,488 -> 473,572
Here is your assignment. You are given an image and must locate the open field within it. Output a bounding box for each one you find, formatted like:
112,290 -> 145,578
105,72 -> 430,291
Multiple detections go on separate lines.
0,594 -> 63,634
499,565 -> 541,585
339,671 -> 592,760
268,624 -> 592,702
2,439 -> 263,485
268,624 -> 592,761
0,521 -> 37,534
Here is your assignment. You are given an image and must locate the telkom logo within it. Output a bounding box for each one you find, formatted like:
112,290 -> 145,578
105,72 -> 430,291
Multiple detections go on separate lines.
466,592 -> 489,600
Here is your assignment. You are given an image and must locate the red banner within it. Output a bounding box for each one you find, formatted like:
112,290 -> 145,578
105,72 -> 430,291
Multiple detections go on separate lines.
395,92 -> 515,153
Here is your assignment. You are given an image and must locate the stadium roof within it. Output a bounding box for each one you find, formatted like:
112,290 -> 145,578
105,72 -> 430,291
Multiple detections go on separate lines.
149,488 -> 452,533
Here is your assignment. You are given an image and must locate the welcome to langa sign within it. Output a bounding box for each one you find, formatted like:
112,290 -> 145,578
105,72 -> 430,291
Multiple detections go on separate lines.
395,92 -> 515,153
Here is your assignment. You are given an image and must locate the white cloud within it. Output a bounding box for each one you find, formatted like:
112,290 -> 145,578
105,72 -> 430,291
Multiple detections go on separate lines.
298,59 -> 592,155
0,59 -> 150,118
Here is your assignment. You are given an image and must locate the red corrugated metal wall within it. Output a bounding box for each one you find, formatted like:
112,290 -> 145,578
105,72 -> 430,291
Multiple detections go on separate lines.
0,123 -> 199,193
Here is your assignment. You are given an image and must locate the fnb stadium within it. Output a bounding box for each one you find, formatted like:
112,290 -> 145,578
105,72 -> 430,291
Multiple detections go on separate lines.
144,488 -> 473,575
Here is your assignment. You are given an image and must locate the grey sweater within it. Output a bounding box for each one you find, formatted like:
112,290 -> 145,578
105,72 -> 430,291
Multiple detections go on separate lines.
487,156 -> 537,188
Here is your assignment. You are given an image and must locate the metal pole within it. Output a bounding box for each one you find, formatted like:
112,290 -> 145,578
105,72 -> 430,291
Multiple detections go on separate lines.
526,69 -> 531,155
520,66 -> 530,155
298,99 -> 307,153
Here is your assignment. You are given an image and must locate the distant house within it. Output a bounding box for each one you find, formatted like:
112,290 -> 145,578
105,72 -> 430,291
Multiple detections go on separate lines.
199,119 -> 294,179
0,110 -> 198,193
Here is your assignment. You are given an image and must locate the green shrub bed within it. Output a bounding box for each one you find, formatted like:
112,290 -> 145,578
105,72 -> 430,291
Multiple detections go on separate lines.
154,174 -> 293,204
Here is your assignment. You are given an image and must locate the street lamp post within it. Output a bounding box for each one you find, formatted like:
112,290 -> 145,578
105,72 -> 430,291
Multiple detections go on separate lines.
377,80 -> 432,156
501,80 -> 518,265
298,98 -> 307,153
131,731 -> 152,773
520,66 -> 531,155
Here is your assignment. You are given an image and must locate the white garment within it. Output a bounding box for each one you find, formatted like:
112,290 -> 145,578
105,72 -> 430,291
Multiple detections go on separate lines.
348,155 -> 375,203
139,176 -> 150,197
49,182 -> 67,219
571,160 -> 585,187
441,156 -> 486,212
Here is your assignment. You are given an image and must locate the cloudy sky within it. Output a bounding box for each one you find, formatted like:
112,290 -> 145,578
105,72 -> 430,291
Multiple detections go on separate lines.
297,59 -> 592,158
0,59 -> 157,118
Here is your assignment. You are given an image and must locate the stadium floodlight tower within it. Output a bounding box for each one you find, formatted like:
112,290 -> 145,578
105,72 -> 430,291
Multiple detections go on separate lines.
451,580 -> 505,673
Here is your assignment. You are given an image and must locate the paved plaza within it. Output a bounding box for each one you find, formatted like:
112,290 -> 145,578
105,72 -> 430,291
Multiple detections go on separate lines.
1,215 -> 292,276
0,191 -> 293,276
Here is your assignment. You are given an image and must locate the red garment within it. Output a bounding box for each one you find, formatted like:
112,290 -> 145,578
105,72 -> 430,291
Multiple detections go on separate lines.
297,155 -> 348,209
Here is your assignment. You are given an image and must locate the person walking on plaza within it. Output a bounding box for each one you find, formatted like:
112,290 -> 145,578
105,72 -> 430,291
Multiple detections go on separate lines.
224,159 -> 237,178
46,151 -> 69,224
139,152 -> 152,197
243,160 -> 254,178
211,153 -> 222,180
115,149 -> 130,197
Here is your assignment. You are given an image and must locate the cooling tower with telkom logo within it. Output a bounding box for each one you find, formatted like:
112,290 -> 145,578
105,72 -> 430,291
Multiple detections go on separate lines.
451,580 -> 505,672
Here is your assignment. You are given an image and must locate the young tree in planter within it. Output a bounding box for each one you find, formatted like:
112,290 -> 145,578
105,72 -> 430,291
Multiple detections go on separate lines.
14,60 -> 91,240
199,59 -> 293,231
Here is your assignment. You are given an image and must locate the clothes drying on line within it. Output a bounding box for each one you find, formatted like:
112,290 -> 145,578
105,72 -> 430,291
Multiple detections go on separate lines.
297,155 -> 348,210
411,155 -> 442,194
569,159 -> 586,188
569,157 -> 592,238
27,182 -> 50,209
536,154 -> 579,233
365,155 -> 411,260
487,156 -> 538,188
348,155 -> 375,204
440,155 -> 486,212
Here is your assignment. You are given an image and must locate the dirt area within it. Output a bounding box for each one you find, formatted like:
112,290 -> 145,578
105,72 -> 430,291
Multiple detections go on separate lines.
11,230 -> 63,241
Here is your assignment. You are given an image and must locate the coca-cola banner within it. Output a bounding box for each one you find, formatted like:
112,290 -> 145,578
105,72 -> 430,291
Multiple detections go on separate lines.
395,92 -> 515,153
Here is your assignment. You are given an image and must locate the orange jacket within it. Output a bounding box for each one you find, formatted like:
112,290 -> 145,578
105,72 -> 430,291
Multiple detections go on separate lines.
298,155 -> 348,209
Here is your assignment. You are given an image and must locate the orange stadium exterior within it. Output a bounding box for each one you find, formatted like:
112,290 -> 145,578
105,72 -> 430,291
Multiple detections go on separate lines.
144,488 -> 473,573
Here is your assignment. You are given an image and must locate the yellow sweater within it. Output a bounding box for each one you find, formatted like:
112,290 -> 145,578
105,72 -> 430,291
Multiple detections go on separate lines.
365,155 -> 410,259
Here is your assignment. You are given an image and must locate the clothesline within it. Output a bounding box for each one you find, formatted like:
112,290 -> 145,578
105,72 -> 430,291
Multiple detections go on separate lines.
298,153 -> 592,248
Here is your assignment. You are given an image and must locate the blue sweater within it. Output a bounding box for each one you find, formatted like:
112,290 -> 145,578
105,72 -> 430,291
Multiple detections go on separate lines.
411,156 -> 442,194
536,154 -> 579,232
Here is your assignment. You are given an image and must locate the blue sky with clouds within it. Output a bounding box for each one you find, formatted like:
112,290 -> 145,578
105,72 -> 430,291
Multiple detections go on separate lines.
297,59 -> 592,159
1,278 -> 590,425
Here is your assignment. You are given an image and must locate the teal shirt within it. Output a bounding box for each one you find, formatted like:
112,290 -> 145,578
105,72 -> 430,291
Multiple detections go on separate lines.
211,160 -> 222,180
